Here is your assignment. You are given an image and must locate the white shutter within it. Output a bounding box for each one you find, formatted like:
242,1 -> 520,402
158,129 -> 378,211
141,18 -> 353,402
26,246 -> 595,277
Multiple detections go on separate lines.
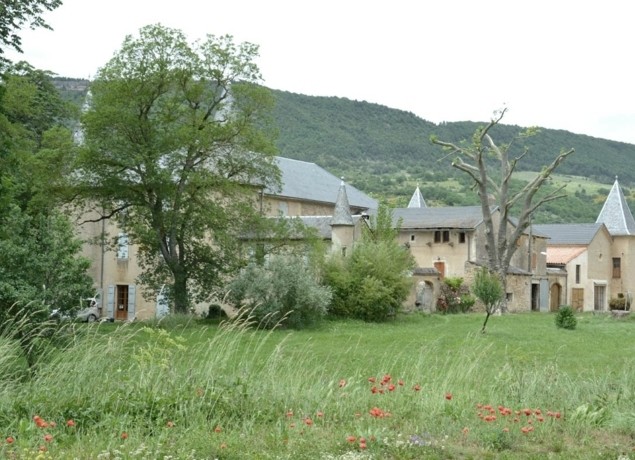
127,284 -> 136,320
106,285 -> 115,318
117,233 -> 129,259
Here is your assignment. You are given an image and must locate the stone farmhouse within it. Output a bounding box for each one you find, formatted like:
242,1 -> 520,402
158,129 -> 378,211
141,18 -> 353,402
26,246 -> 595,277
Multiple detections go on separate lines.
534,177 -> 635,311
77,155 -> 632,320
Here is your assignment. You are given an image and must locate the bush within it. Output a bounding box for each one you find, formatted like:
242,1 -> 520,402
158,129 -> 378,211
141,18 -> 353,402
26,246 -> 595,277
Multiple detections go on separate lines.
555,305 -> 577,330
437,277 -> 476,314
609,296 -> 629,311
322,240 -> 414,322
227,256 -> 331,329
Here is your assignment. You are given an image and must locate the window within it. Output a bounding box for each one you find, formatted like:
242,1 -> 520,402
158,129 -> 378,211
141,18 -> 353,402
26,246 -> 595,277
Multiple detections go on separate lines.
434,231 -> 441,243
442,231 -> 449,242
341,246 -> 347,257
117,233 -> 129,259
458,232 -> 466,244
575,264 -> 581,284
613,258 -> 621,278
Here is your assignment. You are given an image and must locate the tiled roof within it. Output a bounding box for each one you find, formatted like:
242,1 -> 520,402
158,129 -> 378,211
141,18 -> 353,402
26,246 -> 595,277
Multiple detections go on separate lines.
596,177 -> 635,236
392,206 -> 491,229
267,157 -> 378,211
532,223 -> 604,245
546,246 -> 587,264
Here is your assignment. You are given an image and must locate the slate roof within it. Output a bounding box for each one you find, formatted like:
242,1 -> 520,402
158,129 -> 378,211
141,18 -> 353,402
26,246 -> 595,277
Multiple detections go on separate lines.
392,206 -> 491,229
532,223 -> 605,245
266,157 -> 377,211
407,186 -> 427,208
596,177 -> 635,236
331,181 -> 354,226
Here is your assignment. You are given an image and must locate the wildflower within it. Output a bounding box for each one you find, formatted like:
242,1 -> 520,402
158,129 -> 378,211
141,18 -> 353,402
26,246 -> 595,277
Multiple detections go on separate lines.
6,436 -> 14,444
398,379 -> 404,386
220,443 -> 227,449
44,434 -> 53,442
413,384 -> 421,391
121,432 -> 129,440
359,441 -> 367,450
339,379 -> 347,388
368,377 -> 376,383
381,374 -> 391,384
39,446 -> 47,452
554,411 -> 562,419
33,416 -> 48,428
286,410 -> 293,417
346,435 -> 356,443
523,408 -> 532,416
445,393 -> 453,400
49,421 -> 57,428
370,386 -> 378,394
462,427 -> 469,436
66,419 -> 76,427
316,411 -> 324,418
304,418 -> 313,426
388,383 -> 396,392
166,421 -> 175,428
214,425 -> 222,433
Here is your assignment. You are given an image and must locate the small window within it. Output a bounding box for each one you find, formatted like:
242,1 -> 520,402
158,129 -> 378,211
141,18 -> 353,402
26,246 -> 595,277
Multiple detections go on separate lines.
575,264 -> 581,284
434,231 -> 441,243
117,233 -> 129,260
410,234 -> 415,242
342,246 -> 347,257
442,231 -> 450,243
613,258 -> 621,279
506,292 -> 513,302
459,232 -> 466,244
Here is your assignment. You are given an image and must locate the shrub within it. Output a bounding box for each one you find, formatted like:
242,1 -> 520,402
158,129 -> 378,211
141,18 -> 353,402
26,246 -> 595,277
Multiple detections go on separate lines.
609,296 -> 628,311
555,305 -> 577,330
437,277 -> 476,314
227,256 -> 331,329
323,240 -> 414,322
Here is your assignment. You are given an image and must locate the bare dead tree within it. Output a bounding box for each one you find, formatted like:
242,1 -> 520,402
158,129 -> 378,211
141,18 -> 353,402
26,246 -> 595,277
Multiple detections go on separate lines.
432,108 -> 574,312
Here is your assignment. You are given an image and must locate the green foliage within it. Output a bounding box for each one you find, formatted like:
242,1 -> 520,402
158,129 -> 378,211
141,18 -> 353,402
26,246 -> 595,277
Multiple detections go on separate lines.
609,296 -> 629,311
323,237 -> 415,322
472,268 -> 504,314
227,256 -> 331,329
73,25 -> 279,313
555,305 -> 577,330
437,277 -> 476,314
0,0 -> 62,61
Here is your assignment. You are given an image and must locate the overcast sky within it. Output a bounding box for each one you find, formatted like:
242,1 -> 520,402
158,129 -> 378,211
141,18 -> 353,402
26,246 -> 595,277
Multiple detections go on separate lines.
9,0 -> 635,144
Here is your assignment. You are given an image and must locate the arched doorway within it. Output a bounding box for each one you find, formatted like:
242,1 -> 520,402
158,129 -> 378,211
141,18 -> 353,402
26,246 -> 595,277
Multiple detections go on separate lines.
550,283 -> 562,312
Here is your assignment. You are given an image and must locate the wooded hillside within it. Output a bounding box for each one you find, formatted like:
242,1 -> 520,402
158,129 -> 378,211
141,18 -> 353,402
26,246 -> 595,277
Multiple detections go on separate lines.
55,78 -> 635,223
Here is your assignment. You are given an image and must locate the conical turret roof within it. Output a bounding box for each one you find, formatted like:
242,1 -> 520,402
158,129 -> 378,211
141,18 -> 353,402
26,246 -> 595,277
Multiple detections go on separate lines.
596,176 -> 635,235
331,180 -> 354,226
407,186 -> 427,208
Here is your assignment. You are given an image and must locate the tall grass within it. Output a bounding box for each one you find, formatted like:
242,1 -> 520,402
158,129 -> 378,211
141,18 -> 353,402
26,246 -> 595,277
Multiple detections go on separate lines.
1,312 -> 634,459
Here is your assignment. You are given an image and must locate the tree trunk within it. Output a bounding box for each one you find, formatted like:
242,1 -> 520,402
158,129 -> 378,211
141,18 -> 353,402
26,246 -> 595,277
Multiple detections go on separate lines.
172,270 -> 189,314
481,311 -> 492,333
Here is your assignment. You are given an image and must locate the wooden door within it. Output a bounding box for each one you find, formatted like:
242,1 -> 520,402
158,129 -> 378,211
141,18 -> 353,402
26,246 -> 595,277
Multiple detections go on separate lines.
434,261 -> 446,279
571,288 -> 584,311
115,285 -> 129,320
550,283 -> 561,312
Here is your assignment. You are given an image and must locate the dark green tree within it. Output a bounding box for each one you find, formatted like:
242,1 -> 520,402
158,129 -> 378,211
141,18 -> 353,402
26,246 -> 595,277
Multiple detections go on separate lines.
73,24 -> 279,313
472,267 -> 504,333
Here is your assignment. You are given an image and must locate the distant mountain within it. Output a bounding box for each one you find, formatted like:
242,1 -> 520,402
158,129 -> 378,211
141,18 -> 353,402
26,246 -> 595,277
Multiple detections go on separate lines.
53,78 -> 635,223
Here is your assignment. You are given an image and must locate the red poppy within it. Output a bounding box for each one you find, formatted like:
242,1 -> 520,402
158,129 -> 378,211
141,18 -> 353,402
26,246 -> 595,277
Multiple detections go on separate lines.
304,418 -> 313,426
214,425 -> 222,433
121,432 -> 129,440
286,410 -> 293,417
370,386 -> 378,394
413,384 -> 421,391
43,434 -> 53,443
398,379 -> 404,386
388,383 -> 396,392
359,441 -> 367,449
339,379 -> 346,388
166,421 -> 175,428
66,419 -> 76,427
346,435 -> 356,443
316,411 -> 324,418
462,427 -> 469,435
445,393 -> 453,400
368,377 -> 376,383
381,374 -> 391,384
220,442 -> 227,449
6,436 -> 14,444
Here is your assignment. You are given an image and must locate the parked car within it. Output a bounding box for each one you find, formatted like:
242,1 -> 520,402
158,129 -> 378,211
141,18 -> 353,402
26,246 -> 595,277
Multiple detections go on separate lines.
49,294 -> 101,323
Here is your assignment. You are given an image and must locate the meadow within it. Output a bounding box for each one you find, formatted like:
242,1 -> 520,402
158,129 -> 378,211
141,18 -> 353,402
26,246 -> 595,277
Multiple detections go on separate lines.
1,312 -> 634,459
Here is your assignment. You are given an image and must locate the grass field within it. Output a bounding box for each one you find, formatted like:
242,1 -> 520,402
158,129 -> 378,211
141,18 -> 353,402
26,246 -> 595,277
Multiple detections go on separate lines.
1,312 -> 634,459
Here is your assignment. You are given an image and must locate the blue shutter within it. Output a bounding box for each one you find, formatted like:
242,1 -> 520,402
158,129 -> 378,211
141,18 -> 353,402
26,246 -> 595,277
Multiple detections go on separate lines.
107,285 -> 115,318
128,284 -> 136,320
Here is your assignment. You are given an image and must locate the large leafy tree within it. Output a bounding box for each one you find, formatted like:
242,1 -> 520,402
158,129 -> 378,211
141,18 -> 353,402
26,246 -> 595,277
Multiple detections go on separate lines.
74,24 -> 279,313
0,62 -> 93,328
0,0 -> 62,64
432,109 -> 574,311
